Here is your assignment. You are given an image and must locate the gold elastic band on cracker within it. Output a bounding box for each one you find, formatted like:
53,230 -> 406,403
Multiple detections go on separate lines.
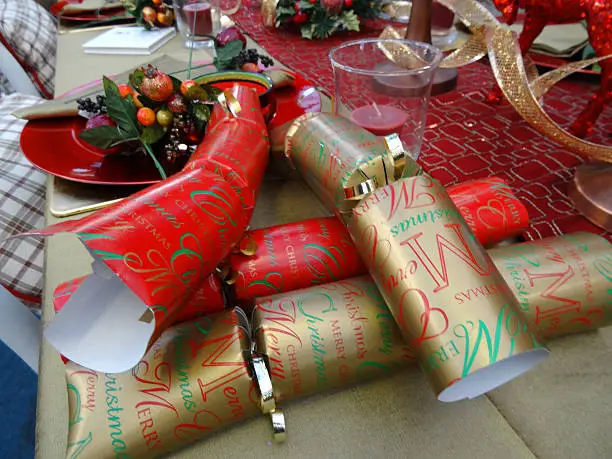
249,353 -> 277,414
270,409 -> 287,443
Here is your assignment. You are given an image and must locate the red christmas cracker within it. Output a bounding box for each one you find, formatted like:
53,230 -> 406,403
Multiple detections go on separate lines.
229,217 -> 365,300
187,85 -> 270,220
446,177 -> 529,246
227,177 -> 529,299
11,84 -> 269,373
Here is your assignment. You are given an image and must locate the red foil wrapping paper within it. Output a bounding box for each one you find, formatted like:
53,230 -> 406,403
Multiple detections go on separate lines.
17,84 -> 269,373
64,309 -> 261,459
187,86 -> 270,219
227,177 -> 529,300
229,217 -> 365,300
446,177 -> 529,246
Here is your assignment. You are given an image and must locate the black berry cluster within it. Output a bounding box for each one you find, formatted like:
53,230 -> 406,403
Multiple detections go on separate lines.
76,95 -> 107,115
163,113 -> 194,162
232,49 -> 274,68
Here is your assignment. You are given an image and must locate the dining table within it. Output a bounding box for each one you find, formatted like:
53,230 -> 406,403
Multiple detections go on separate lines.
34,7 -> 612,459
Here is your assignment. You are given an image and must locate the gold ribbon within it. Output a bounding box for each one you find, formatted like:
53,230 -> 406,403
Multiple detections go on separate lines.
218,90 -> 242,117
420,0 -> 612,162
261,0 -> 278,27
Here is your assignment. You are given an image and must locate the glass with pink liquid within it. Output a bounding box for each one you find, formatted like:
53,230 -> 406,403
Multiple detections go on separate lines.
330,38 -> 442,160
174,0 -> 241,48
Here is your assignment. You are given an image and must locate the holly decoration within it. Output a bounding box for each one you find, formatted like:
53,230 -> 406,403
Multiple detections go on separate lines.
120,0 -> 175,29
274,0 -> 379,39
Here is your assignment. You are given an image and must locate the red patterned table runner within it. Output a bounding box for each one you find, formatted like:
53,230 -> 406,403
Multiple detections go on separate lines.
233,8 -> 612,240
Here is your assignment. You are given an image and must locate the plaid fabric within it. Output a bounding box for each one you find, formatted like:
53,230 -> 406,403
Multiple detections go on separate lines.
0,93 -> 46,305
0,70 -> 14,96
0,0 -> 57,98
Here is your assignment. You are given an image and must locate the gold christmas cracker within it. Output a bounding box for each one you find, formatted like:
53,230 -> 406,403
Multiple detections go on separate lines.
273,113 -> 421,215
490,232 -> 612,338
252,276 -> 414,401
65,309 -> 260,459
254,230 -> 612,400
348,176 -> 548,401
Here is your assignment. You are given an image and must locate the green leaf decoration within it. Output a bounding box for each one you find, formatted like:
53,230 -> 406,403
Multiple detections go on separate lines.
140,124 -> 166,145
277,6 -> 296,15
213,40 -> 244,70
185,84 -> 208,101
339,10 -> 360,32
301,24 -> 314,40
298,1 -> 314,10
206,85 -> 223,99
192,103 -> 211,122
129,68 -> 145,90
77,125 -> 127,149
313,16 -> 337,39
103,76 -> 140,139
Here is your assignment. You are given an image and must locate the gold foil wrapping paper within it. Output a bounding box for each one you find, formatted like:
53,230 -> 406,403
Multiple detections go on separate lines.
252,276 -> 414,401
254,229 -> 612,400
65,309 -> 260,459
277,113 -> 421,215
348,176 -> 548,401
491,232 -> 612,338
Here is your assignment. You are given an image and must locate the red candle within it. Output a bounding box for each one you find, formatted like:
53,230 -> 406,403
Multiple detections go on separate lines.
350,104 -> 409,137
184,3 -> 213,36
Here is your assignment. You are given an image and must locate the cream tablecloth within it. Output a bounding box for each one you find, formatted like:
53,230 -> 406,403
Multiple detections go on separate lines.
35,28 -> 612,459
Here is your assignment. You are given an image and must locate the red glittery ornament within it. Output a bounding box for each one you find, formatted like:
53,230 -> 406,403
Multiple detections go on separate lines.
489,0 -> 612,138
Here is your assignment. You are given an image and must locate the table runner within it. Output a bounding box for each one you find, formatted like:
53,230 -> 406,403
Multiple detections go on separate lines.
232,8 -> 612,240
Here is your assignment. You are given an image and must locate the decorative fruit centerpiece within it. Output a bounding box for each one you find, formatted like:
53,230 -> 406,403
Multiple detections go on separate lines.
77,66 -> 222,179
75,27 -> 276,180
121,0 -> 175,28
271,0 -> 381,39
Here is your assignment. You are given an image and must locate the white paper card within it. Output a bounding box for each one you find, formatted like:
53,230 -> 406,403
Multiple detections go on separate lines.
44,259 -> 155,373
82,26 -> 176,55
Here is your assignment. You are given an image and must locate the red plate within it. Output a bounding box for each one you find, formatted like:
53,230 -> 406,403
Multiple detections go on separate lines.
20,73 -> 321,186
59,7 -> 127,22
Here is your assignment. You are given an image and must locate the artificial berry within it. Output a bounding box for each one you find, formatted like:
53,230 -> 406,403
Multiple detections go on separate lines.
167,93 -> 187,113
156,109 -> 174,127
117,84 -> 132,98
140,66 -> 174,102
137,107 -> 156,126
180,80 -> 197,96
293,12 -> 308,24
293,3 -> 300,11
241,63 -> 259,73
142,6 -> 156,23
157,9 -> 174,27
344,0 -> 353,6
152,0 -> 162,4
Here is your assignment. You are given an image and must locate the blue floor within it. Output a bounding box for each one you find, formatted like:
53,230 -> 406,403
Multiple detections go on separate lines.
0,338 -> 37,459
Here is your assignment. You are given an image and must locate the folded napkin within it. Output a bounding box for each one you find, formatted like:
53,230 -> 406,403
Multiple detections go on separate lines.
57,0 -> 124,15
508,22 -> 589,58
12,55 -> 215,120
12,55 -> 298,120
